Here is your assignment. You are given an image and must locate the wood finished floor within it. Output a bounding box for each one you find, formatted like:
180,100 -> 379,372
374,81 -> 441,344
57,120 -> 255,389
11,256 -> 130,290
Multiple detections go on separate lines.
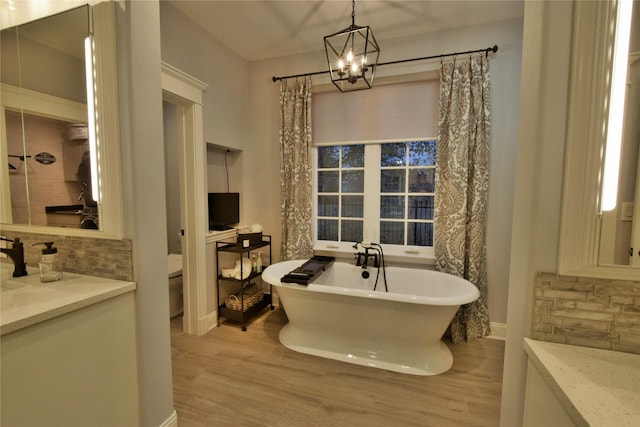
170,309 -> 505,427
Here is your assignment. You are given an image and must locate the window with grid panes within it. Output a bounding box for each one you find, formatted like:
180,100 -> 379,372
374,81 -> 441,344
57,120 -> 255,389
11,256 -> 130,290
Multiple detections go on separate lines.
316,144 -> 365,243
314,140 -> 436,254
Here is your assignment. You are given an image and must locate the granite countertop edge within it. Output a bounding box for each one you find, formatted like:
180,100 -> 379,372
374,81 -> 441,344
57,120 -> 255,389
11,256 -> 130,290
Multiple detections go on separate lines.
524,337 -> 640,427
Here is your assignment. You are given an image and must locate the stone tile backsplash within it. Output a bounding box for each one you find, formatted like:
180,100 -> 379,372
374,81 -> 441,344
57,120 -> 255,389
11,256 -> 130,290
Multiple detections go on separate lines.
534,272 -> 640,355
1,230 -> 133,281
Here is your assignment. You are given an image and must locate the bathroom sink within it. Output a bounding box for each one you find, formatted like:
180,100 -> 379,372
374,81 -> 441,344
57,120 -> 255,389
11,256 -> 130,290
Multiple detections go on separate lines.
1,281 -> 25,292
1,262 -> 16,281
1,264 -> 25,292
1,263 -> 39,289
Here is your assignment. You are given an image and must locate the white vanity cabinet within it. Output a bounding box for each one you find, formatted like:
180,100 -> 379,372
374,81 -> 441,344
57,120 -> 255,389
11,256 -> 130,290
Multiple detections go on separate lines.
523,359 -> 577,427
523,338 -> 640,427
1,270 -> 138,427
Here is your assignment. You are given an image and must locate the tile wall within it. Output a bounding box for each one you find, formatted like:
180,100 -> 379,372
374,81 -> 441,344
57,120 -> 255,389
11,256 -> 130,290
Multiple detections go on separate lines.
6,111 -> 84,226
1,230 -> 133,281
534,272 -> 640,355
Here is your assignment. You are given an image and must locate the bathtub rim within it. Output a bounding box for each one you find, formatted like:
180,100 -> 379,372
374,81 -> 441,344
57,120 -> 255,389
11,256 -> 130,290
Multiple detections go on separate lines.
262,259 -> 479,306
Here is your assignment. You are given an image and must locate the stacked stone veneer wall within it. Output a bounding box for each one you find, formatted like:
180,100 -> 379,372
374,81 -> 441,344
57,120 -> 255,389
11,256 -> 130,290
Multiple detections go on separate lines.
534,272 -> 640,355
1,230 -> 133,281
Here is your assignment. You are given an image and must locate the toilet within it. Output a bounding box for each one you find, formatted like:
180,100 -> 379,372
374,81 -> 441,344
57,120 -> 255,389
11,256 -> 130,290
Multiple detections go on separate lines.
167,254 -> 184,318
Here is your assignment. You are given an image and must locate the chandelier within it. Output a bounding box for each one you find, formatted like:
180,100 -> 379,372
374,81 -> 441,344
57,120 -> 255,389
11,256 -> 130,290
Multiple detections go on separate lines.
324,0 -> 380,92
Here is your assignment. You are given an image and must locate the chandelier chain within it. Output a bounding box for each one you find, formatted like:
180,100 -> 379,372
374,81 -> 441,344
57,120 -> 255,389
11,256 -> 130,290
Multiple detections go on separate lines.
351,0 -> 356,27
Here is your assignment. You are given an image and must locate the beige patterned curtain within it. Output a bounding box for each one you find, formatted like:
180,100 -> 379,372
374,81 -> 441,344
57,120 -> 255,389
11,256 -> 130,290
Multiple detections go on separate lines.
435,56 -> 491,343
279,78 -> 314,260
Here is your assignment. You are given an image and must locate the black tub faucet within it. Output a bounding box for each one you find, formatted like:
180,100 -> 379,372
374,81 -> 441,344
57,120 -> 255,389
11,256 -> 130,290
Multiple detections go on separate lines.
1,237 -> 28,277
353,242 -> 379,270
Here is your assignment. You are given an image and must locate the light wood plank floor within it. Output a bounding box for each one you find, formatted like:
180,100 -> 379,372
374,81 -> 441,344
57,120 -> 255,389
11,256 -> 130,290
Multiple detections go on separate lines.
171,309 -> 504,427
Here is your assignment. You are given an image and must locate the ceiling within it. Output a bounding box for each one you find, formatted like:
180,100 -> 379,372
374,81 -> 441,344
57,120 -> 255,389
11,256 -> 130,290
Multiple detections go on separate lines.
167,0 -> 525,62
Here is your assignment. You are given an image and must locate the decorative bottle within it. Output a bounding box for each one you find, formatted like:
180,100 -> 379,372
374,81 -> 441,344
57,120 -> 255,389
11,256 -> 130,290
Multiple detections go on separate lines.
256,251 -> 263,273
36,241 -> 62,282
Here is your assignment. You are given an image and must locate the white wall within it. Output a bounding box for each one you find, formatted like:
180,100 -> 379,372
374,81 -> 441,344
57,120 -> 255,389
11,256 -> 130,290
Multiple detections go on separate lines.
206,147 -> 243,195
0,28 -> 86,103
160,1 -> 249,227
500,2 -> 574,425
246,19 -> 523,325
0,0 -> 100,29
115,1 -> 175,426
159,2 -> 253,324
159,1 -> 249,152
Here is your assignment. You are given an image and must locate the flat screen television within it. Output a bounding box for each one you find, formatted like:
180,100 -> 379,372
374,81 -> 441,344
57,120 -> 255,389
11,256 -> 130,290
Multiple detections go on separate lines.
208,192 -> 239,231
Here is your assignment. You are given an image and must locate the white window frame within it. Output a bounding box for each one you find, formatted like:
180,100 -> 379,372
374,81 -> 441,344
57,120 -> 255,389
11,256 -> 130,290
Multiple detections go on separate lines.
313,138 -> 437,264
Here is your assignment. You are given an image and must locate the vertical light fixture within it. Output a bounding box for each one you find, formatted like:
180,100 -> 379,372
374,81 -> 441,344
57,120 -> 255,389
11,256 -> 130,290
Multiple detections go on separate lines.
324,0 -> 380,92
601,0 -> 633,211
84,34 -> 100,202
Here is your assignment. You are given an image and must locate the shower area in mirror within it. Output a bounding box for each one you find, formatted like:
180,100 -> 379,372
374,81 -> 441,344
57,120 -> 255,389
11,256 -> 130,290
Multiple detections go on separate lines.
4,110 -> 97,228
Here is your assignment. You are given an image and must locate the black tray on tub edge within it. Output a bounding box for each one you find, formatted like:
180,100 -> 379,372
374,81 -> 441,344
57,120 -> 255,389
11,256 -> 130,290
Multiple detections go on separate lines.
281,256 -> 335,285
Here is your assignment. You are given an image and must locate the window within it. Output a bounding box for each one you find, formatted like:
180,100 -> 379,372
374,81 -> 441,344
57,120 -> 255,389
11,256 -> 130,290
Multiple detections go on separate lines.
316,144 -> 365,242
314,139 -> 436,258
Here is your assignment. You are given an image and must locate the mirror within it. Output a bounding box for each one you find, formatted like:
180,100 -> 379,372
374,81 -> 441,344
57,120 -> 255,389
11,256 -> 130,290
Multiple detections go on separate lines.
559,0 -> 640,279
599,1 -> 640,266
0,6 -> 98,229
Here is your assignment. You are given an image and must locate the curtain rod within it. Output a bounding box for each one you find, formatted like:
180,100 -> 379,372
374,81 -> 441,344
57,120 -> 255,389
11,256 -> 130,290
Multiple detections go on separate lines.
272,44 -> 498,82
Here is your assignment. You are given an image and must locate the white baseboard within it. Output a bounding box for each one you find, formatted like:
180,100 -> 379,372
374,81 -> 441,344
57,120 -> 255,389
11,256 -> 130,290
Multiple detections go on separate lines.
488,322 -> 507,340
199,310 -> 218,334
159,410 -> 178,427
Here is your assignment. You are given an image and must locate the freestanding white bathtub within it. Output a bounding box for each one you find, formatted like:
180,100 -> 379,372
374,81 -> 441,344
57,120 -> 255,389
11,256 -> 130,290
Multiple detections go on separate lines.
262,259 -> 480,376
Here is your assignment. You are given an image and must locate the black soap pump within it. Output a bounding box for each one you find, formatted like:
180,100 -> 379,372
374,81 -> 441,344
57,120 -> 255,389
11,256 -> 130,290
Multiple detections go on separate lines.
34,241 -> 62,282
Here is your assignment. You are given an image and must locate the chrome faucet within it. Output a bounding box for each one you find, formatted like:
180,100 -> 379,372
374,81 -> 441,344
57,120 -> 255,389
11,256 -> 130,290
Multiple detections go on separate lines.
1,237 -> 28,277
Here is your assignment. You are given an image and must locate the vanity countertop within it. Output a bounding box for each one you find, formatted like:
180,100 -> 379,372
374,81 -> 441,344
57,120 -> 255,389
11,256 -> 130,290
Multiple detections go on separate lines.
1,263 -> 135,335
524,338 -> 640,426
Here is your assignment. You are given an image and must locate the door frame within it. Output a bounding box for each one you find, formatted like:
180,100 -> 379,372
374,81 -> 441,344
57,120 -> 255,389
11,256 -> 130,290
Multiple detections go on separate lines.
161,62 -> 209,335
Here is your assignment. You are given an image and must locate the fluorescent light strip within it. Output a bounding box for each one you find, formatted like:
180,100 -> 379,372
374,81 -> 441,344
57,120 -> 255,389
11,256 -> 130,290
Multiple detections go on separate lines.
601,0 -> 633,212
84,35 -> 100,203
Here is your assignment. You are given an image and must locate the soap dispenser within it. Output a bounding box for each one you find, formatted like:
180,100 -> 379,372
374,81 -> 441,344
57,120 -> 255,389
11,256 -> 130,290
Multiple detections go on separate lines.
34,242 -> 62,282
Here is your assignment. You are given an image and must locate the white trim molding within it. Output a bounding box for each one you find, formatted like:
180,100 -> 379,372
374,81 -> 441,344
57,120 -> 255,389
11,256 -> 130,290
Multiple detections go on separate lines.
558,0 -> 640,281
488,322 -> 507,340
158,410 -> 178,427
161,62 -> 208,102
91,1 -> 124,239
200,310 -> 219,334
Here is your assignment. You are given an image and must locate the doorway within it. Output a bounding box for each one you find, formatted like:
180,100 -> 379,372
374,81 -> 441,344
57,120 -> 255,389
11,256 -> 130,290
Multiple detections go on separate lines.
161,62 -> 209,335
